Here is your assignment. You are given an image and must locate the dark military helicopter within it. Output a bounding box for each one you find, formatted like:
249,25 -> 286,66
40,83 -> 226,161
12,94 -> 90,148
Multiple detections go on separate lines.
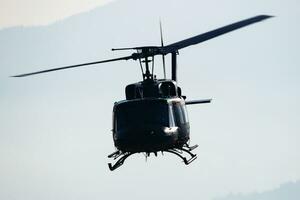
13,15 -> 272,171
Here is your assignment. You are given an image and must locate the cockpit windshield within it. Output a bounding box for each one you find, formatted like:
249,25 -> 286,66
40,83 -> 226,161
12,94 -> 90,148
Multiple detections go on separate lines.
115,100 -> 172,129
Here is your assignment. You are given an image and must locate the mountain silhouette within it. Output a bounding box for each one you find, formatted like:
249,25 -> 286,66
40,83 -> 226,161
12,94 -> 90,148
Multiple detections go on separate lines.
215,181 -> 300,200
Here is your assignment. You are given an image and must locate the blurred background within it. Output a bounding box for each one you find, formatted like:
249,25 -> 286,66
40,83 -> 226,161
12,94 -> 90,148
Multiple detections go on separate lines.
0,0 -> 299,199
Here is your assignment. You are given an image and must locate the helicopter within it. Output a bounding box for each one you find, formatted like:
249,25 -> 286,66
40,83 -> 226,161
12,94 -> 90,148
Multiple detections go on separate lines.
12,15 -> 272,171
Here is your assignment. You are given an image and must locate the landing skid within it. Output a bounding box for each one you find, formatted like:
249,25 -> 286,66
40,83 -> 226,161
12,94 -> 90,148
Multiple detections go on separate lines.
107,151 -> 136,171
165,145 -> 198,165
107,144 -> 198,171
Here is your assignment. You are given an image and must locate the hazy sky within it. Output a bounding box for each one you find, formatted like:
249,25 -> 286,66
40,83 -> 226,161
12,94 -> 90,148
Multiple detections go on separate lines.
0,0 -> 114,28
0,0 -> 299,200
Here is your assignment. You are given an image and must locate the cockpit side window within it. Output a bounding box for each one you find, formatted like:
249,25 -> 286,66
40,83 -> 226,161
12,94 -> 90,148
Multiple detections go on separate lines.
173,103 -> 184,124
181,104 -> 189,123
172,103 -> 189,125
168,105 -> 175,127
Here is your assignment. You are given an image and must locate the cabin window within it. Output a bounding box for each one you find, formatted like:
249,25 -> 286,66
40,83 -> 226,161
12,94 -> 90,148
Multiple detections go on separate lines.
115,101 -> 173,129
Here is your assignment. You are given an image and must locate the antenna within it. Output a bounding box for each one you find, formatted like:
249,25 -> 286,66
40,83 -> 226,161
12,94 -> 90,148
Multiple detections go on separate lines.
159,19 -> 166,79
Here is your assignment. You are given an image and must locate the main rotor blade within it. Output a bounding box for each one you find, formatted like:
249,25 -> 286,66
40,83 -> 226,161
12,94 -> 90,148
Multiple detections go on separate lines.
162,15 -> 273,54
12,55 -> 133,77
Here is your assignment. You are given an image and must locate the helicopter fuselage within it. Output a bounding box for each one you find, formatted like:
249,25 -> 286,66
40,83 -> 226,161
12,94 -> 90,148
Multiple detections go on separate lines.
111,79 -> 190,153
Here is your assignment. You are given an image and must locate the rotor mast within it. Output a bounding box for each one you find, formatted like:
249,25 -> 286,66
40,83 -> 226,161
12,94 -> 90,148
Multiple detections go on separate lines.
112,47 -> 157,80
171,52 -> 178,82
141,49 -> 155,80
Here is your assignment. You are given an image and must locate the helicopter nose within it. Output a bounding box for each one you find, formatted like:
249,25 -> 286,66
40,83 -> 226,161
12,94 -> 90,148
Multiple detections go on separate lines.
114,126 -> 179,152
143,127 -> 178,138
